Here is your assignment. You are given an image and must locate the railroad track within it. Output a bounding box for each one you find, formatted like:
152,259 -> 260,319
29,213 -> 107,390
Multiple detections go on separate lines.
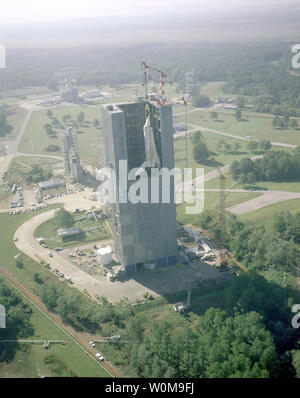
0,264 -> 122,378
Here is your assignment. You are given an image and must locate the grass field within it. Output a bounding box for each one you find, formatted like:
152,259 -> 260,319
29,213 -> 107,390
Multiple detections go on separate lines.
0,297 -> 110,377
178,109 -> 300,146
34,213 -> 111,249
0,207 -> 110,377
18,106 -> 102,166
239,198 -> 300,230
0,108 -> 27,141
0,87 -> 61,106
174,130 -> 253,174
5,155 -> 60,185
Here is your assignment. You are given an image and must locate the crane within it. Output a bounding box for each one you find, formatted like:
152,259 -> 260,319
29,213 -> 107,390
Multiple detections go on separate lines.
141,61 -> 169,105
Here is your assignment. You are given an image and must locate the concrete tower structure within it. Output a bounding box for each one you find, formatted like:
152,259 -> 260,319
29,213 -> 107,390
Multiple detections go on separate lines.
101,100 -> 177,274
61,127 -> 84,184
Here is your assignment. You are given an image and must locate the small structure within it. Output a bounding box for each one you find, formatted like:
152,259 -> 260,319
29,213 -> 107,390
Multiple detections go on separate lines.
57,227 -> 81,239
39,178 -> 65,191
174,288 -> 191,314
60,78 -> 79,103
97,246 -> 112,266
36,237 -> 45,243
223,104 -> 238,110
84,89 -> 103,99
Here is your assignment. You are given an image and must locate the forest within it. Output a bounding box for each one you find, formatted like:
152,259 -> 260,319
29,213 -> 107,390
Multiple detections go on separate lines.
230,147 -> 300,185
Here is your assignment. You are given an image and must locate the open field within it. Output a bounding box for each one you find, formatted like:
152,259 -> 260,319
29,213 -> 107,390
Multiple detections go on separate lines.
174,130 -> 253,174
0,87 -> 60,105
5,155 -> 60,185
178,109 -> 300,146
0,108 -> 27,141
0,291 -> 109,377
18,106 -> 102,166
239,198 -> 300,230
0,207 -> 111,377
34,213 -> 111,249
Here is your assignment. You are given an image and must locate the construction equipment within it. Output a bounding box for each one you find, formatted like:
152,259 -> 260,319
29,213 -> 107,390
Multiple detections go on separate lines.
141,61 -> 169,105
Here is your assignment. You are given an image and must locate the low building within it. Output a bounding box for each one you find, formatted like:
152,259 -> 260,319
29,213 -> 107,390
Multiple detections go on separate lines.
223,104 -> 238,110
84,89 -> 103,99
57,227 -> 81,238
39,178 -> 65,191
97,246 -> 113,266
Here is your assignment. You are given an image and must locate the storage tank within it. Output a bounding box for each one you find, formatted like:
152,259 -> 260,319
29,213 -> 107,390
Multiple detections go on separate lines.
97,246 -> 112,266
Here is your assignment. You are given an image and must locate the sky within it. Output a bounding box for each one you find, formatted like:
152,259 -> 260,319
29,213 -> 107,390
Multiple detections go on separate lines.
1,0 -> 299,26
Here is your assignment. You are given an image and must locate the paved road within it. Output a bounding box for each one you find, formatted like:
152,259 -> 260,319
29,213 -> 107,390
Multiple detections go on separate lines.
13,208 -> 163,303
226,190 -> 300,215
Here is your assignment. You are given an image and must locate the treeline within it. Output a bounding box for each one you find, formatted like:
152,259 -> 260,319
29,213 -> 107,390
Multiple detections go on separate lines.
223,61 -> 300,117
230,147 -> 300,184
25,165 -> 52,184
41,283 -> 132,332
198,210 -> 299,274
0,105 -> 12,137
0,279 -> 33,362
128,273 -> 298,378
0,42 -> 287,93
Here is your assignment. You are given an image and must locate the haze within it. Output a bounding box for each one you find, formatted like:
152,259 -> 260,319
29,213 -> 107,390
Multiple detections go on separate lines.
1,0 -> 300,26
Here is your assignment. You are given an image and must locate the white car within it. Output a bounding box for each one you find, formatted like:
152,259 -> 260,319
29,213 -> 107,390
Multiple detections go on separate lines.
95,353 -> 104,361
89,341 -> 96,348
110,335 -> 120,340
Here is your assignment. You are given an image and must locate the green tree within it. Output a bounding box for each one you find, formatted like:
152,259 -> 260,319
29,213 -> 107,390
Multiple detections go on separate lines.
234,108 -> 242,121
192,94 -> 210,108
260,139 -> 272,153
272,116 -> 280,128
193,141 -> 209,162
248,141 -> 259,153
234,142 -> 241,152
93,118 -> 100,128
289,119 -> 298,129
210,111 -> 218,120
54,208 -> 74,228
77,111 -> 85,125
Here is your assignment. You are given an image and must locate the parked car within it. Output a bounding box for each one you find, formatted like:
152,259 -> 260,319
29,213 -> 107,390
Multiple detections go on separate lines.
95,353 -> 104,361
89,341 -> 96,348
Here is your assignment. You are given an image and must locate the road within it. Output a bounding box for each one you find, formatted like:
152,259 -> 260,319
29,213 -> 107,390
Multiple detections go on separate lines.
0,263 -> 118,377
225,190 -> 300,215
